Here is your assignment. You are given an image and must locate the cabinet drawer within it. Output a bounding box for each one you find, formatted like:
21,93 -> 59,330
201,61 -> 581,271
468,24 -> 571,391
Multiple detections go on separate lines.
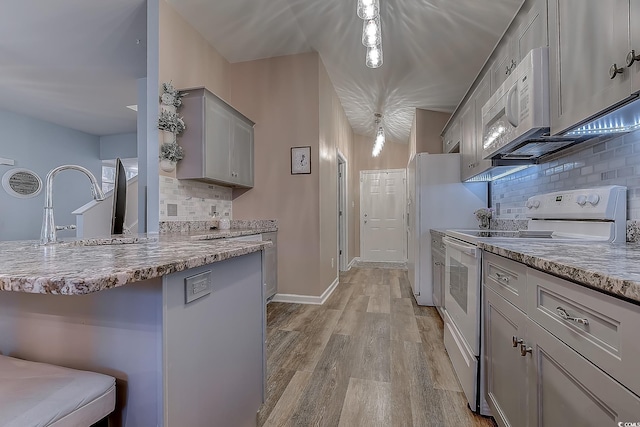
483,252 -> 527,312
527,268 -> 640,397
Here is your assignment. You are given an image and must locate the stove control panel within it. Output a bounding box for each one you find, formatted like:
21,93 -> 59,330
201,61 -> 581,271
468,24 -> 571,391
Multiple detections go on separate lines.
524,186 -> 626,220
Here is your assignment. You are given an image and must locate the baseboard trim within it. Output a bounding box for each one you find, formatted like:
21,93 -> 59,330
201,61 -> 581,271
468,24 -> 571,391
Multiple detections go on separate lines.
271,277 -> 340,305
347,257 -> 359,270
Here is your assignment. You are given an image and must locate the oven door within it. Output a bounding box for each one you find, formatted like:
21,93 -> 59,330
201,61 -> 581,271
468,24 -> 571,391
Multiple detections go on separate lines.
443,236 -> 481,355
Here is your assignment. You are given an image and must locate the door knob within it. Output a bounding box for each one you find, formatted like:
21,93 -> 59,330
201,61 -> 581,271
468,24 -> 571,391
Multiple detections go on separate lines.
609,63 -> 624,79
627,50 -> 640,67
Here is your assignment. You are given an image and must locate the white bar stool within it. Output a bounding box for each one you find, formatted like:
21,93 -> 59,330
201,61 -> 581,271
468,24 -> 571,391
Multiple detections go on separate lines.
0,355 -> 115,427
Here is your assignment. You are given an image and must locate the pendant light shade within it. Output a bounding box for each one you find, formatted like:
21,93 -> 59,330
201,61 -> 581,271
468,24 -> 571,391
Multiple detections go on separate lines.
372,114 -> 385,157
362,16 -> 382,48
366,44 -> 383,68
356,0 -> 379,20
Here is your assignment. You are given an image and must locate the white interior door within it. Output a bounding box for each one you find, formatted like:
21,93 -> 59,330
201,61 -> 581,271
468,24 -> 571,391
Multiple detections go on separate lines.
360,169 -> 406,262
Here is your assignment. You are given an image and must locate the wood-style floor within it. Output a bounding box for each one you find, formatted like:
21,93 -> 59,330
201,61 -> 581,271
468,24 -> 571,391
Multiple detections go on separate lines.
259,267 -> 496,427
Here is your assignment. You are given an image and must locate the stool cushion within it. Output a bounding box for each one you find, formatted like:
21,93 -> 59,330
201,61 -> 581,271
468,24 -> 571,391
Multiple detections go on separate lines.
0,355 -> 115,427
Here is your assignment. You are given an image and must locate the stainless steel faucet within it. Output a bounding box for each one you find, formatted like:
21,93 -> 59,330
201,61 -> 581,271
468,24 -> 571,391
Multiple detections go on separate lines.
40,165 -> 106,245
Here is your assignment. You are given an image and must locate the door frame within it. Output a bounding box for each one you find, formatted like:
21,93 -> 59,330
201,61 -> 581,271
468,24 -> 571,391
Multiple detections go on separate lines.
337,151 -> 348,271
359,168 -> 407,262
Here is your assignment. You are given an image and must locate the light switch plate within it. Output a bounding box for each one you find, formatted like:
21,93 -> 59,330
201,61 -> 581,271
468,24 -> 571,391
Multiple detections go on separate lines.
185,271 -> 212,304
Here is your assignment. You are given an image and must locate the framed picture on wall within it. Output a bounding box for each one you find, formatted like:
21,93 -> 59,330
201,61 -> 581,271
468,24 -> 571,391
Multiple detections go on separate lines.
291,146 -> 311,174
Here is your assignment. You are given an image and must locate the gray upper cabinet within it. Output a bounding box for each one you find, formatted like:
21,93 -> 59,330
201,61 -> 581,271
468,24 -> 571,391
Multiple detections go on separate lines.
548,0 -> 630,135
178,88 -> 255,188
491,0 -> 547,93
460,72 -> 492,181
442,119 -> 461,153
630,1 -> 640,92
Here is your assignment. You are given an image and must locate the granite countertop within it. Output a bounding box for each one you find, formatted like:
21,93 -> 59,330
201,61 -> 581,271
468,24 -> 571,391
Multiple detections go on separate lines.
0,234 -> 271,295
478,239 -> 640,304
186,226 -> 277,241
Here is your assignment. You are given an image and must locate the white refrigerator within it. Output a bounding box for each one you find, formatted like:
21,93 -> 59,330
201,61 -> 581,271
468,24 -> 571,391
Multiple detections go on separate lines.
407,153 -> 487,306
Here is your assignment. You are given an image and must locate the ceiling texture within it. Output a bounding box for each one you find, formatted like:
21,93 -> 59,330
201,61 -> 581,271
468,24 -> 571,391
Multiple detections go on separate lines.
0,0 -> 521,141
0,0 -> 147,136
167,0 -> 523,143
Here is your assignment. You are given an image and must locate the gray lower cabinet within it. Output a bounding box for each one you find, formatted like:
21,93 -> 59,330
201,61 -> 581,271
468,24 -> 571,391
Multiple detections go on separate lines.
431,234 -> 445,311
484,286 -> 528,427
177,87 -> 255,188
527,318 -> 640,426
548,0 -> 631,135
483,252 -> 640,427
263,232 -> 277,299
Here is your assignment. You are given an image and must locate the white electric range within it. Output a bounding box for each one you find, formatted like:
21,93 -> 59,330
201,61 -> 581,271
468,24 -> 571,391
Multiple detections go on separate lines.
442,185 -> 627,415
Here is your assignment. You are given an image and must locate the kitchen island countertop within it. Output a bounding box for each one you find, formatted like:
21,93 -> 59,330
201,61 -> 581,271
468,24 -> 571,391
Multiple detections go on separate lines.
478,239 -> 640,304
0,232 -> 272,295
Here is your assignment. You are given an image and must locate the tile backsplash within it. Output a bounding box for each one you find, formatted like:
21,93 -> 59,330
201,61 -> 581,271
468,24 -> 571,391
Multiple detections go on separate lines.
491,130 -> 640,221
159,176 -> 232,221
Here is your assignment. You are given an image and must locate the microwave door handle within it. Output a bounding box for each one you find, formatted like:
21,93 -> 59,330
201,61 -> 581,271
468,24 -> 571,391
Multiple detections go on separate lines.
443,237 -> 479,258
505,84 -> 519,127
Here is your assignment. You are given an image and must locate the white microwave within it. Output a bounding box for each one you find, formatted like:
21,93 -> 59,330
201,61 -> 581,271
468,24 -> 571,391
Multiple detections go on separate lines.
480,47 -> 571,160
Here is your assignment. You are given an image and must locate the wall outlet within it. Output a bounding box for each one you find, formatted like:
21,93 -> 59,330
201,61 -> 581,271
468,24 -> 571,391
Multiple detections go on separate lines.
185,271 -> 212,304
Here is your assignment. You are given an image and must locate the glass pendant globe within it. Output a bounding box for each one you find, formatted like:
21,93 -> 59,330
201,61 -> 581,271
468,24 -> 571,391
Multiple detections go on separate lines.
362,16 -> 382,47
357,0 -> 379,20
366,45 -> 383,68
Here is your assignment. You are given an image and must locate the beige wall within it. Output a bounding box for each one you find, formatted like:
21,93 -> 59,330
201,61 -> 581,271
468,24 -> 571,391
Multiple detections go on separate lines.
319,59 -> 355,290
409,108 -> 451,157
159,0 -> 230,100
352,133 -> 409,258
158,0 -> 233,180
229,53 -> 324,296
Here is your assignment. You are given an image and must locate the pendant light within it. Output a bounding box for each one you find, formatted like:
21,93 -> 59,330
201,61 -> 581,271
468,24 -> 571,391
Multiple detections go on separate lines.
366,44 -> 383,68
362,15 -> 382,47
356,0 -> 379,20
372,113 -> 385,157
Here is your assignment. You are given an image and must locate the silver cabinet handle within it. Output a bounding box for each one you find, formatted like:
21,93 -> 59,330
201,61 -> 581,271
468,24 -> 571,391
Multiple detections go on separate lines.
494,272 -> 510,284
627,50 -> 640,67
609,63 -> 624,79
512,336 -> 524,347
520,343 -> 532,356
556,306 -> 589,325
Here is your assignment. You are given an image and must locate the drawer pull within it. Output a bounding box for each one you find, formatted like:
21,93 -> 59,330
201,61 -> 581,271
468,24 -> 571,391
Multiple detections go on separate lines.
494,272 -> 510,284
556,306 -> 589,325
512,336 -> 524,347
520,343 -> 532,356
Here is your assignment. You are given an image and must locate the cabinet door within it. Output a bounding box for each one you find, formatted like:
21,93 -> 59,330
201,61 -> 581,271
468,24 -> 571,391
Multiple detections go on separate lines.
459,101 -> 476,181
630,0 -> 640,92
516,0 -> 547,60
548,0 -> 630,134
231,117 -> 254,187
443,119 -> 460,153
491,38 -> 517,93
484,287 -> 529,427
527,319 -> 640,426
471,73 -> 492,178
204,97 -> 232,182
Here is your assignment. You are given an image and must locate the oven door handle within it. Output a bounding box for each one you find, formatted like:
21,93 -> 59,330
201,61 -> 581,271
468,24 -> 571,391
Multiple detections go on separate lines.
443,237 -> 479,258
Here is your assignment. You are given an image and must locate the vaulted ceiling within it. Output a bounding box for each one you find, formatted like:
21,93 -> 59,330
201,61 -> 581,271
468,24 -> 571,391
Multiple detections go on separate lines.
167,0 -> 523,142
0,0 -> 522,141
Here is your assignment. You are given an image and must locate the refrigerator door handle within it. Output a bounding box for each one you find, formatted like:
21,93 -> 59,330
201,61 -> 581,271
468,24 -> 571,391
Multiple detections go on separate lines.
443,237 -> 479,258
